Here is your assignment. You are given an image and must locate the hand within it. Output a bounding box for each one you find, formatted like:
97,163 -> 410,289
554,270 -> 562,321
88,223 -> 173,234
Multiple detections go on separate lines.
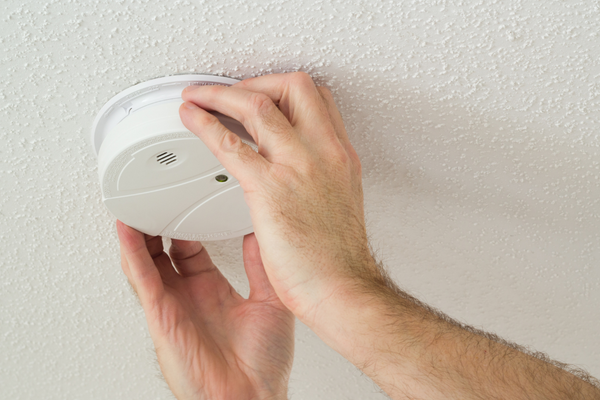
179,72 -> 377,326
178,73 -> 600,400
116,220 -> 294,400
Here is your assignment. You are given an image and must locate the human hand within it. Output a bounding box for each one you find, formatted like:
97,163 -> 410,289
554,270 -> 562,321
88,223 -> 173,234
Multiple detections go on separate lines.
116,221 -> 294,400
179,72 -> 378,328
176,73 -> 600,400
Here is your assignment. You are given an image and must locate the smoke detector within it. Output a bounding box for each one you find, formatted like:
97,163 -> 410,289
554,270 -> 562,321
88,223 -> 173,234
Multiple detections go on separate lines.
91,74 -> 256,241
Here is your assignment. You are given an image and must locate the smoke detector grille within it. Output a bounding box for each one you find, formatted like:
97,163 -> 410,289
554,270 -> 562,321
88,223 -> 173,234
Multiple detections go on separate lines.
94,74 -> 255,241
157,152 -> 177,165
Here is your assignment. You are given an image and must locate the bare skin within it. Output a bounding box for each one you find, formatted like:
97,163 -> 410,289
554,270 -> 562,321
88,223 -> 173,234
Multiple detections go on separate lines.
117,226 -> 294,400
117,72 -> 600,400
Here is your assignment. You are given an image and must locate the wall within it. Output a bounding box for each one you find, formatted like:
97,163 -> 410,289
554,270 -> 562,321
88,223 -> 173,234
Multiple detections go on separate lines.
1,0 -> 598,398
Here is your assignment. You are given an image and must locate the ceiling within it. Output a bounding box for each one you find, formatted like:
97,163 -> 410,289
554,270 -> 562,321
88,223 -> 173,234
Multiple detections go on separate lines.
1,0 -> 598,398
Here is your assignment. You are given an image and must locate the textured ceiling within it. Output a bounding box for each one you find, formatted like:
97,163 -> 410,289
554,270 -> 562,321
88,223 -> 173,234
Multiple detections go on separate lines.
1,0 -> 599,399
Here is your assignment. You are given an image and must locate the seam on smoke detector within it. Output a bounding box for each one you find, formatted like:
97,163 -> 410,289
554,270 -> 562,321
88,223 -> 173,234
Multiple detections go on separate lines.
102,131 -> 194,198
103,134 -> 257,197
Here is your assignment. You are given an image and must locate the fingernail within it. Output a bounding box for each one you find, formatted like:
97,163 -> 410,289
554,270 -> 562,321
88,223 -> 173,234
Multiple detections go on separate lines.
183,101 -> 198,110
182,85 -> 198,93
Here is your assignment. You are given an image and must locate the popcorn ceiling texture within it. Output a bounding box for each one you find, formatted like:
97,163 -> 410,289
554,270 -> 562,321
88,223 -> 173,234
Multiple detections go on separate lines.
1,0 -> 599,398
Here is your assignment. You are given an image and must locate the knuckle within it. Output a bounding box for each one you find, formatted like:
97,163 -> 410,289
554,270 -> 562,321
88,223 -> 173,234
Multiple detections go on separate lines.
317,86 -> 332,98
344,146 -> 362,177
331,147 -> 350,166
235,78 -> 252,89
289,71 -> 314,88
219,131 -> 243,152
321,141 -> 353,172
248,92 -> 276,117
237,141 -> 258,164
194,111 -> 219,128
348,146 -> 360,163
206,84 -> 225,97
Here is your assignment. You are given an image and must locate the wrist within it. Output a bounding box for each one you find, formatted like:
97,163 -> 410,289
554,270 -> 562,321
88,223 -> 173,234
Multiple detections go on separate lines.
299,256 -> 400,356
301,257 -> 448,382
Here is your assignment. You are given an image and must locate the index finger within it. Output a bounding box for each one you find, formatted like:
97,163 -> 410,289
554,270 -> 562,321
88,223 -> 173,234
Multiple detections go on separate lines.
179,101 -> 270,187
235,73 -> 355,160
182,85 -> 298,161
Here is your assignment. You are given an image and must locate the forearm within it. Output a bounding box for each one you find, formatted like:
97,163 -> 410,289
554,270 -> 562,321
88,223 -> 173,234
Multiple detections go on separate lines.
307,258 -> 600,400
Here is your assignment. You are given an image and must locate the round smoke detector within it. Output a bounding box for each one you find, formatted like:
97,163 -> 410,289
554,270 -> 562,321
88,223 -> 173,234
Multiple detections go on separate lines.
91,74 -> 256,241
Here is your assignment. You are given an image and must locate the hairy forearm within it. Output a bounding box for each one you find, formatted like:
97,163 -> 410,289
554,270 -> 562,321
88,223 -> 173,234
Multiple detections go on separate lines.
308,258 -> 600,400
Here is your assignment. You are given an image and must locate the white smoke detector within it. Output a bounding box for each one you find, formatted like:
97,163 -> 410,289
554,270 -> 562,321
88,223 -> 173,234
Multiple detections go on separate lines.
91,74 -> 256,241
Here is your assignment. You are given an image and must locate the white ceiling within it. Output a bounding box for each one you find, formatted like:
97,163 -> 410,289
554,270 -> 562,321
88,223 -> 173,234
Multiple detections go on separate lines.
1,0 -> 599,398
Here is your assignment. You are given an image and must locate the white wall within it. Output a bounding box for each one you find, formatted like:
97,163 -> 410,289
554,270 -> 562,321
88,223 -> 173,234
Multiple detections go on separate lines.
1,0 -> 598,398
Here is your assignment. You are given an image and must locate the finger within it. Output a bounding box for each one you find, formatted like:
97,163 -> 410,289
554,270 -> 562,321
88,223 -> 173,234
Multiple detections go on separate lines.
118,227 -> 132,281
169,239 -> 243,302
119,249 -> 143,302
316,86 -> 362,175
315,87 -> 351,149
179,102 -> 270,187
242,233 -> 281,302
231,72 -> 326,127
118,230 -> 178,294
182,85 -> 297,158
143,234 -> 180,283
168,239 -> 216,278
231,73 -> 344,155
116,220 -> 165,307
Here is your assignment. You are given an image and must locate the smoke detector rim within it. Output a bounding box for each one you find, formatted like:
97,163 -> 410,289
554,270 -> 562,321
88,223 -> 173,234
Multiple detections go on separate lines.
90,73 -> 240,156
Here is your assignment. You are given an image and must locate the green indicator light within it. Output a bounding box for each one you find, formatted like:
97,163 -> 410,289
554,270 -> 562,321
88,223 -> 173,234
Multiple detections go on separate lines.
215,174 -> 228,182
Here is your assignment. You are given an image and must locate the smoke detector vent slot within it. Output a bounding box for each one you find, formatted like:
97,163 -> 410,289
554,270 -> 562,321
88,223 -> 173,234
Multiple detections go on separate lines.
157,152 -> 177,165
